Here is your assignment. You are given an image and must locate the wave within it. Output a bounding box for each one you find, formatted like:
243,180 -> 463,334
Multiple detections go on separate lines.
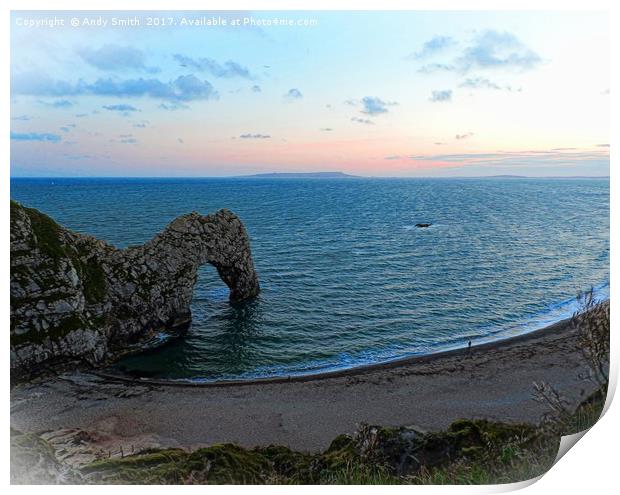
179,280 -> 610,384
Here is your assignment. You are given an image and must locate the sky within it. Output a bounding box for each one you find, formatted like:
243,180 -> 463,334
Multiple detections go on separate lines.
10,10 -> 610,177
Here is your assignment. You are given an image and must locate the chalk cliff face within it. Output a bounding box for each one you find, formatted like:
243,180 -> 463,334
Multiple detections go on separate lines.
10,201 -> 260,376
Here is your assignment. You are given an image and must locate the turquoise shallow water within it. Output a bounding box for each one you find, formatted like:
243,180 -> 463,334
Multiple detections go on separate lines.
10,177 -> 609,381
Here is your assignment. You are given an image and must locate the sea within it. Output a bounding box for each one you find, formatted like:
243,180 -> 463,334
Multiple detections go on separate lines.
10,177 -> 610,381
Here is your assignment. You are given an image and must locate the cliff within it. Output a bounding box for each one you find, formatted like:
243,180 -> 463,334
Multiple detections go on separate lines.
10,201 -> 260,376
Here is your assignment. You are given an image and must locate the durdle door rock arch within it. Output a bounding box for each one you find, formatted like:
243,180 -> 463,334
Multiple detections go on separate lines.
10,201 -> 260,377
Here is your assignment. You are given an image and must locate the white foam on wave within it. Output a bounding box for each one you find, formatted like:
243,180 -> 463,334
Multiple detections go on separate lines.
181,280 -> 610,384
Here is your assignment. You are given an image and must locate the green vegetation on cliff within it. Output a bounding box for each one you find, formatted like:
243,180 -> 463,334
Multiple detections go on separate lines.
12,200 -> 64,260
76,420 -> 555,484
10,314 -> 86,347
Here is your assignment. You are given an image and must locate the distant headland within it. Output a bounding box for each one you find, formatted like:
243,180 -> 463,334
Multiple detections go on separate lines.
237,171 -> 359,179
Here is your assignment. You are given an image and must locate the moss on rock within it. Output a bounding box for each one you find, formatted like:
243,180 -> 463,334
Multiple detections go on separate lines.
10,314 -> 87,347
18,202 -> 66,261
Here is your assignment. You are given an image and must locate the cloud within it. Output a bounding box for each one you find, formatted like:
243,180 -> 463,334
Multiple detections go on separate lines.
159,102 -> 190,111
251,84 -> 262,93
89,75 -> 217,101
430,90 -> 452,102
50,99 -> 74,108
39,99 -> 74,108
11,131 -> 61,143
345,96 -> 397,117
111,133 -> 137,144
11,72 -> 219,103
351,117 -> 375,125
434,142 -> 447,145
102,104 -> 139,112
416,30 -> 541,74
596,144 -> 610,147
409,36 -> 456,60
64,153 -> 93,160
239,133 -> 271,139
460,31 -> 542,71
459,77 -> 501,90
11,115 -> 31,121
403,149 -> 609,173
320,128 -> 333,131
285,88 -> 303,99
384,155 -> 401,160
133,120 -> 149,128
78,44 -> 160,73
11,72 -> 76,96
361,96 -> 398,115
177,138 -> 184,144
173,54 -> 253,79
455,132 -> 474,140
75,113 -> 89,118
459,77 -> 522,92
418,63 -> 457,73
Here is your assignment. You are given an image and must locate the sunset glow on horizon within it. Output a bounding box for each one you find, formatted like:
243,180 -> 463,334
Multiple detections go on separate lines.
10,11 -> 610,177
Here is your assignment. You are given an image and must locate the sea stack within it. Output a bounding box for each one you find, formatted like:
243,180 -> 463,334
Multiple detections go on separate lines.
10,201 -> 260,376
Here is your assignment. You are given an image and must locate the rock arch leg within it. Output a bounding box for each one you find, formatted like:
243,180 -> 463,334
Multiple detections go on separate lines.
10,201 -> 260,375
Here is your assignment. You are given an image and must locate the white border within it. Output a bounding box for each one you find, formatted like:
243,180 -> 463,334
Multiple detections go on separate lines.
3,0 -> 616,493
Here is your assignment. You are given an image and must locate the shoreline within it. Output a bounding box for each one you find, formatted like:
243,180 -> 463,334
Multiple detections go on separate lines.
96,313 -> 577,388
11,306 -> 604,454
99,281 -> 610,387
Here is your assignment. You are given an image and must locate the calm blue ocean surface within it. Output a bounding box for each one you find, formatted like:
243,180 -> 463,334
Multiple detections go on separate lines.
10,177 -> 609,381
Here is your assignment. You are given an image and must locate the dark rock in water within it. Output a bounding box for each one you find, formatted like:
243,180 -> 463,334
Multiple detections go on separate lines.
10,200 -> 260,376
415,223 -> 432,228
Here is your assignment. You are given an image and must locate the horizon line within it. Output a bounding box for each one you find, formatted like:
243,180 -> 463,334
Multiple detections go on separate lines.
9,175 -> 611,180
